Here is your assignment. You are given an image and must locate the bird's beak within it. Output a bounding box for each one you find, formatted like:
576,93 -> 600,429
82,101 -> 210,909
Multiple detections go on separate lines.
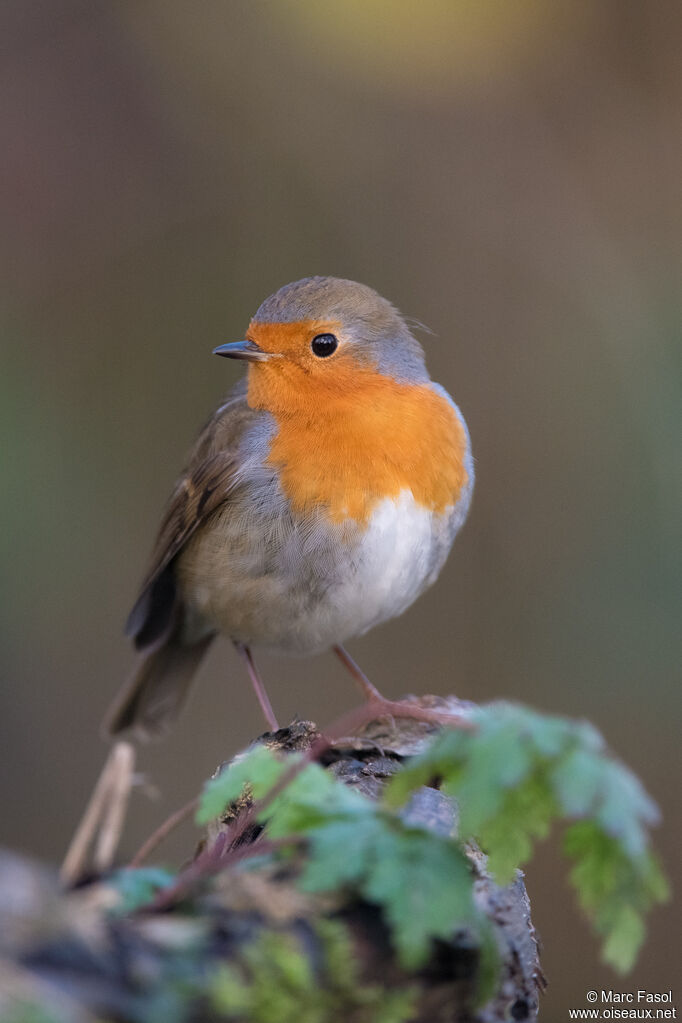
212,340 -> 273,362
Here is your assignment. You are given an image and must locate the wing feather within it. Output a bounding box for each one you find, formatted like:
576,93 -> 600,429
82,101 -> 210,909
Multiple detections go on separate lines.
126,381 -> 252,649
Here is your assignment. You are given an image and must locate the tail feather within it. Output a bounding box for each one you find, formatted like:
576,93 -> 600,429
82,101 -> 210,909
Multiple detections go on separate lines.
103,634 -> 213,740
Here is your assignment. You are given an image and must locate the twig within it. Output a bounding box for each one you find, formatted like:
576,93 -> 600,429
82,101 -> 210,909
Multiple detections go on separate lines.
147,827 -> 305,912
94,744 -> 135,872
60,742 -> 135,886
129,796 -> 200,868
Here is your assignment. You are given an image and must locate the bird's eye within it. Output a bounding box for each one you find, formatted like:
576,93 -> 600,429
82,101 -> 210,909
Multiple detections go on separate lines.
311,333 -> 338,358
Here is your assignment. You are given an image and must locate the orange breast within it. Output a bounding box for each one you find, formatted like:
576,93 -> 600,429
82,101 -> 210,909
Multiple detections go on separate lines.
245,328 -> 469,526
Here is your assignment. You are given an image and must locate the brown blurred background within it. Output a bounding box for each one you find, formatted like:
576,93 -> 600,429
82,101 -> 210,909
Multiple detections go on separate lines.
1,0 -> 680,1015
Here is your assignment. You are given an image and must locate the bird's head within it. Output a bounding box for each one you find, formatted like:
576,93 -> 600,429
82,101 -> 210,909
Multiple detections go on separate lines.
213,276 -> 429,413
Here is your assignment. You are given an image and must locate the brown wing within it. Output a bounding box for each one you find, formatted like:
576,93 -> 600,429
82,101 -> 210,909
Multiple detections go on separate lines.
125,382 -> 252,650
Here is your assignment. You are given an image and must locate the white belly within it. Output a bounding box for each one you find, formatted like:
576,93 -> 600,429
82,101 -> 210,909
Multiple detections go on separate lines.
320,492 -> 450,642
180,486 -> 470,656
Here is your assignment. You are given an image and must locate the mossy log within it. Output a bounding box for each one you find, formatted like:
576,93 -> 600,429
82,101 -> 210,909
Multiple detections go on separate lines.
0,702 -> 545,1023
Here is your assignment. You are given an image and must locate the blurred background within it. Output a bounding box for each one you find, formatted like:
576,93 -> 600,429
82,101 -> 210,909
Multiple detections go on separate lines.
1,0 -> 680,1015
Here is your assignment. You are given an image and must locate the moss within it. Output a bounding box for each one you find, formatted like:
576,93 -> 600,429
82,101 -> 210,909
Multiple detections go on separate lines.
210,919 -> 416,1023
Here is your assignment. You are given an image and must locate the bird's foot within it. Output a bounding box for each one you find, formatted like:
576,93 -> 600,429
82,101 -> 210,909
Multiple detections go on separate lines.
363,695 -> 470,729
332,644 -> 473,733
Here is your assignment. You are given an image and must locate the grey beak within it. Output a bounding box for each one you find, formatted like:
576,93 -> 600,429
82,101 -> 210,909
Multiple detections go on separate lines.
212,340 -> 271,362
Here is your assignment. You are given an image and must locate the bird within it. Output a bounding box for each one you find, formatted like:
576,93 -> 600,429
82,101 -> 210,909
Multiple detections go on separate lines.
104,276 -> 474,739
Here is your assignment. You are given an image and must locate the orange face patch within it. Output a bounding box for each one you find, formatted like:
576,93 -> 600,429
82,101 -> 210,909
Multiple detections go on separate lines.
245,319 -> 469,525
247,319 -> 341,357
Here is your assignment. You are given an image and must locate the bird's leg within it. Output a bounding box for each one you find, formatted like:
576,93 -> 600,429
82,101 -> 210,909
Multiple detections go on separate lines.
333,644 -> 468,729
234,642 -> 279,732
333,644 -> 385,702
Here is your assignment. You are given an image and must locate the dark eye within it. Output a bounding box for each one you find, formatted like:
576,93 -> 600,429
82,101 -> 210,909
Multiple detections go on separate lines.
311,333 -> 338,358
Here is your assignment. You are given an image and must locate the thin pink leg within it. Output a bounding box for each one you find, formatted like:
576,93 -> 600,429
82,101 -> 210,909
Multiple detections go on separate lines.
235,643 -> 279,732
333,644 -> 469,729
333,644 -> 384,701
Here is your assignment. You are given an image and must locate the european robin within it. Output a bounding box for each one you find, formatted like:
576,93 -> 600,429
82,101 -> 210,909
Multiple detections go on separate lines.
104,277 -> 473,738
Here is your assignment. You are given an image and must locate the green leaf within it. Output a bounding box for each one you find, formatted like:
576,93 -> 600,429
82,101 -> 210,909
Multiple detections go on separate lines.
198,743 -> 485,972
362,825 -> 480,967
476,772 -> 556,882
593,760 -> 660,859
384,701 -> 669,968
552,746 -> 605,816
297,811 -> 482,968
108,866 -> 176,914
263,760 -> 371,837
297,817 -> 375,890
602,906 -> 645,974
190,700 -> 668,985
564,821 -> 669,973
214,752 -> 486,970
385,703 -> 574,879
196,745 -> 288,824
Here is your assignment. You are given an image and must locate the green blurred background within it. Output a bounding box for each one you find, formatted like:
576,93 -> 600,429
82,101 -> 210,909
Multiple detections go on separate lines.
1,0 -> 680,1015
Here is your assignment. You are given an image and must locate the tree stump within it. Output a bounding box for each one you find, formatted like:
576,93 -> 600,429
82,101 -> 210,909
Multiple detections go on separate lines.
0,704 -> 545,1022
